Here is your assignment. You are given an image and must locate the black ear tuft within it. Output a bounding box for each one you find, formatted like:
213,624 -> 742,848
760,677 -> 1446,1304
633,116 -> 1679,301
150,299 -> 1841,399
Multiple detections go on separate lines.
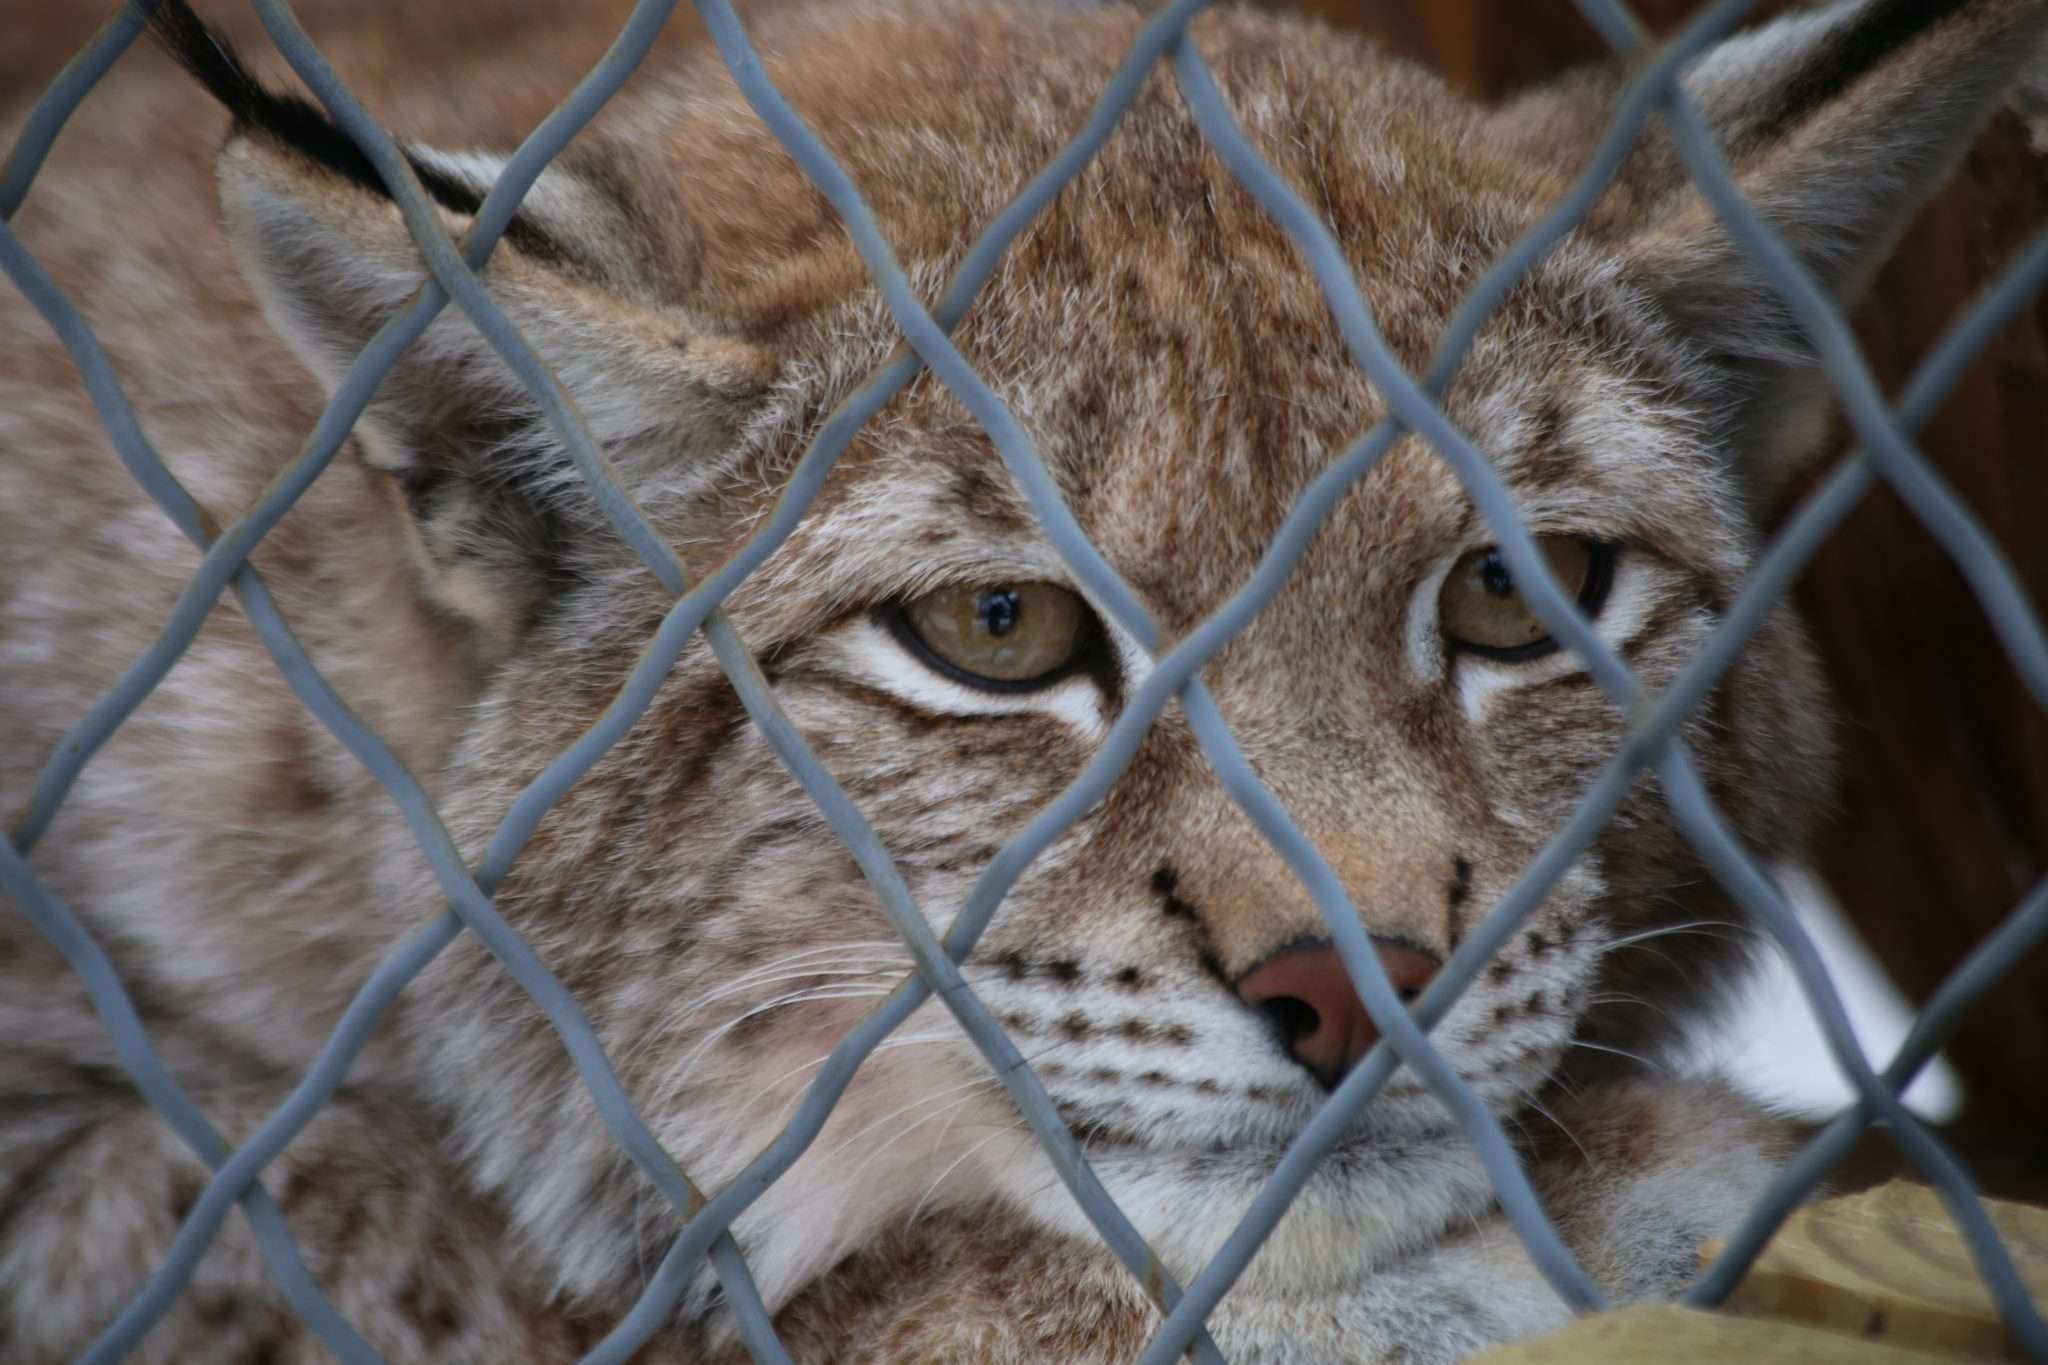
1619,0 -> 2048,493
147,0 -> 489,221
1743,0 -> 1978,145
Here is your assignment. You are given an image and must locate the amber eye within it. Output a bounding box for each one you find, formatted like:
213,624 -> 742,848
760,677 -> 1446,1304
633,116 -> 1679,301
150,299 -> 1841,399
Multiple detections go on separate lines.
893,582 -> 1092,688
1438,537 -> 1612,659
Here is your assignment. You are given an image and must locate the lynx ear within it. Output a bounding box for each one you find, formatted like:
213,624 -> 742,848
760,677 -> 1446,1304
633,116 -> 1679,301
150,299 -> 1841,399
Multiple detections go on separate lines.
1624,0 -> 2047,485
154,3 -> 771,649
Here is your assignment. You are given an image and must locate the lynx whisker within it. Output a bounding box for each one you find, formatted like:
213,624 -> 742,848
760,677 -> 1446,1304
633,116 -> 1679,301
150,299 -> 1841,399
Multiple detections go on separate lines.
1585,992 -> 1678,1025
906,1121 -> 1034,1231
1506,1087 -> 1592,1169
757,1031 -> 965,1133
814,1071 -> 1008,1168
1597,920 -> 1753,955
672,965 -> 905,1021
1566,1039 -> 1668,1073
666,984 -> 897,1095
841,1086 -> 1004,1186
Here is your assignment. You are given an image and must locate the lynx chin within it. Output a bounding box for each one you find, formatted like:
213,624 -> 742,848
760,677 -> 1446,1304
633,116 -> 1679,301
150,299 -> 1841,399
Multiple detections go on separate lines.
2,0 -> 2038,1360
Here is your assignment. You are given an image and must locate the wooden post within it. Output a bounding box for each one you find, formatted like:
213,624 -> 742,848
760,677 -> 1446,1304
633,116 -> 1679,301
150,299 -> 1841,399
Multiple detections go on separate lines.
1702,1180 -> 2048,1360
1469,1303 -> 1971,1364
1478,1183 -> 2048,1362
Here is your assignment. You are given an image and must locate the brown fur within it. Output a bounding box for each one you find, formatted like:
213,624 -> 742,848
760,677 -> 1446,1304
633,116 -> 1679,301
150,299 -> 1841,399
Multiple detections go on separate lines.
2,1 -> 2039,1360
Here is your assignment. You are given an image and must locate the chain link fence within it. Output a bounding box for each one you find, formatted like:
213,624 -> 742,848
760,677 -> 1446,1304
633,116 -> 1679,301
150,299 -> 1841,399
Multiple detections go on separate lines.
3,0 -> 2046,1360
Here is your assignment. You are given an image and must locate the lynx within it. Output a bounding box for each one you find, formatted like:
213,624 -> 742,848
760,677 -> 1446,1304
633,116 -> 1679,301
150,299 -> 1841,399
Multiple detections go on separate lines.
2,0 -> 2038,1360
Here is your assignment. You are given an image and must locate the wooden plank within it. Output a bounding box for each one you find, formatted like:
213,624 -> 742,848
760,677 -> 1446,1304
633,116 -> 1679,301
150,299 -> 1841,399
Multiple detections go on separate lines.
1468,1303 -> 1967,1364
1701,1180 -> 2048,1360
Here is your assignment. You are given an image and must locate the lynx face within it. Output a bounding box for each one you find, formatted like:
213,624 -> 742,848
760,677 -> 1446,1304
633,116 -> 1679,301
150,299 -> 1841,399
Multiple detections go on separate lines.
5,0 -> 2038,1350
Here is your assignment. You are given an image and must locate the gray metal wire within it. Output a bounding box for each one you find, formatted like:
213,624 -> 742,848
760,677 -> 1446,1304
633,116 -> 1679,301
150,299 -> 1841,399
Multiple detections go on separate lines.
2,0 -> 2045,1360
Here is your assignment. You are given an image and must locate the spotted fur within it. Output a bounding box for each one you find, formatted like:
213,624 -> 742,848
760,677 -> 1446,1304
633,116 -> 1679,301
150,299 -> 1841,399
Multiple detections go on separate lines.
2,0 -> 2040,1360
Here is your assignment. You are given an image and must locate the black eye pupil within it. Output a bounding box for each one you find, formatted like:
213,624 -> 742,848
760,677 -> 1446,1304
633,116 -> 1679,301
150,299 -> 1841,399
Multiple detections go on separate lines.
1479,550 -> 1515,598
976,588 -> 1021,636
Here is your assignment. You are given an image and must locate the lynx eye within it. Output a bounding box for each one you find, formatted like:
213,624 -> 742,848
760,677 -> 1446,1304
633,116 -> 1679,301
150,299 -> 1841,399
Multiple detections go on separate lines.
1438,537 -> 1612,660
893,582 -> 1090,688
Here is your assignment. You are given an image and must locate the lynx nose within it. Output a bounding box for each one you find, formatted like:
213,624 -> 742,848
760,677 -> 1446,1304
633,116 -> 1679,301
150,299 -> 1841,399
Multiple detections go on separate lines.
1235,939 -> 1439,1090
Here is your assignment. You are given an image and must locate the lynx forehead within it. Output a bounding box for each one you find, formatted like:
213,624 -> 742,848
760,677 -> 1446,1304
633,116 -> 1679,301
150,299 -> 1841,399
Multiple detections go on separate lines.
2,0 -> 2039,1360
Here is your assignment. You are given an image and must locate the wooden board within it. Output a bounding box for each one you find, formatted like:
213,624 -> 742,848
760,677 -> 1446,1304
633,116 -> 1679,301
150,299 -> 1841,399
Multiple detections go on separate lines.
1701,1180 -> 2048,1360
1468,1303 -> 1968,1364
